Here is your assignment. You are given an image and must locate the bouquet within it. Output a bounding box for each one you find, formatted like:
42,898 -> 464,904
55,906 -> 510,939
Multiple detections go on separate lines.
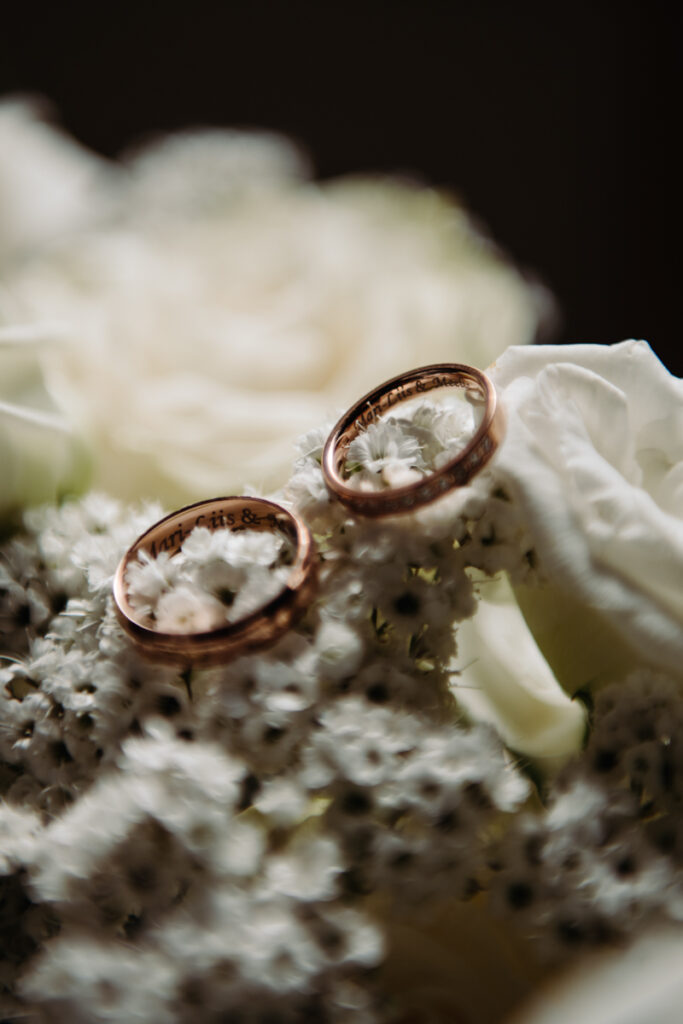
1,100 -> 682,1024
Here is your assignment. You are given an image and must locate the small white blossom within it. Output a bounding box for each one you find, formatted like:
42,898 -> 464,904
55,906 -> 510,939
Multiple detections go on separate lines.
347,419 -> 423,482
315,619 -> 365,682
254,777 -> 310,827
264,836 -> 343,901
154,584 -> 227,633
124,548 -> 180,604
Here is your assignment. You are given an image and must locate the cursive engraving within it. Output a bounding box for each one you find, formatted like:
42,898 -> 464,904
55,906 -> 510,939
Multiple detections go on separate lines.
353,371 -> 481,436
145,502 -> 296,559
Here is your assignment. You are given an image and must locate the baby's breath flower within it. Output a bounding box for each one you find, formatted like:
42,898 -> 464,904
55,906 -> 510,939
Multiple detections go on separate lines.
300,697 -> 529,904
347,420 -> 423,483
124,548 -> 180,605
154,584 -> 227,633
125,523 -> 293,632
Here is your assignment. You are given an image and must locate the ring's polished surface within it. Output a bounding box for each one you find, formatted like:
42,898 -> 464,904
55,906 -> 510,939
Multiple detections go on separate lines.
113,496 -> 317,666
322,363 -> 505,517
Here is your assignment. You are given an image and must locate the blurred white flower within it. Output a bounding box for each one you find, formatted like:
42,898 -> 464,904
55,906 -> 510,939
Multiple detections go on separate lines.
154,584 -> 227,633
509,926 -> 683,1024
315,618 -> 365,682
264,835 -> 343,901
0,324 -> 91,515
0,97 -> 112,266
490,340 -> 683,687
21,938 -> 179,1024
0,802 -> 42,873
0,98 -> 547,506
453,573 -> 587,763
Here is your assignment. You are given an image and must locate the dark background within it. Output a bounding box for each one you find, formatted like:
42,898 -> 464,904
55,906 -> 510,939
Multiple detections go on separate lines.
2,1 -> 679,371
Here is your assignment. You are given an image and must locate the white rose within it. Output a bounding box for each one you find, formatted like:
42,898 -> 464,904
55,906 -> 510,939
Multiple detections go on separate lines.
489,340 -> 683,688
0,97 -> 111,267
453,573 -> 587,764
0,324 -> 90,514
509,925 -> 683,1024
1,99 -> 547,506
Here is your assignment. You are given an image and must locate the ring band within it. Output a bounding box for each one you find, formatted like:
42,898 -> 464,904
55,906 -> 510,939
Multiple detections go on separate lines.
113,496 -> 318,666
322,363 -> 504,517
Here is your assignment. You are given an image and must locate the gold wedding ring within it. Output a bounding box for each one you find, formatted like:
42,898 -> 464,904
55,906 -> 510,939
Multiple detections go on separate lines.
113,496 -> 317,666
322,363 -> 504,517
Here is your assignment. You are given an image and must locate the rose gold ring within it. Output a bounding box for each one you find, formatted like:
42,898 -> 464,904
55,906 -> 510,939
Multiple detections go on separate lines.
113,496 -> 318,666
322,363 -> 505,517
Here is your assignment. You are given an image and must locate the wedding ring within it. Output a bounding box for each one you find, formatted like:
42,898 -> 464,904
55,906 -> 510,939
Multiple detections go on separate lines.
113,496 -> 318,666
322,363 -> 504,517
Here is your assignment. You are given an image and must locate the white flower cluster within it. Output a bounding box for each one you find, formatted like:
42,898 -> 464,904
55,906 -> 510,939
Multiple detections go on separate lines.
490,671 -> 683,960
0,395 -> 540,1021
126,526 -> 292,633
10,724 -> 383,1023
301,698 -> 529,905
2,347 -> 683,1021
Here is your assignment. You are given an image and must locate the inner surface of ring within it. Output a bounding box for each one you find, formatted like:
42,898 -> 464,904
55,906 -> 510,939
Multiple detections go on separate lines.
118,498 -> 299,634
137,499 -> 297,562
335,368 -> 488,477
